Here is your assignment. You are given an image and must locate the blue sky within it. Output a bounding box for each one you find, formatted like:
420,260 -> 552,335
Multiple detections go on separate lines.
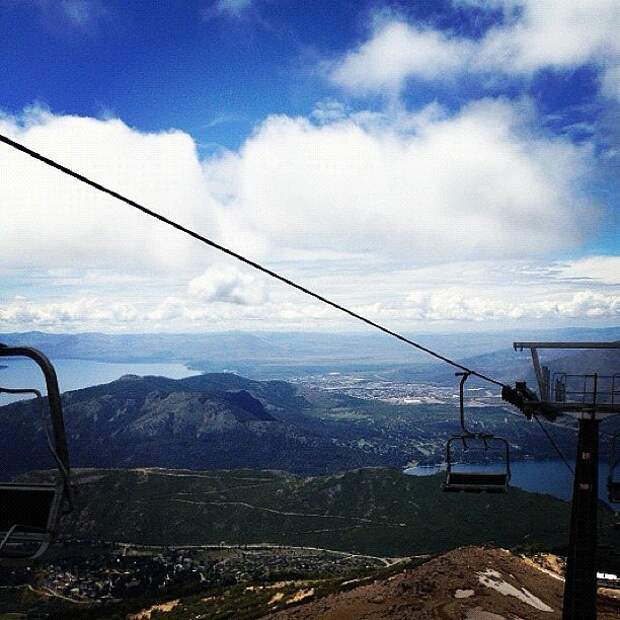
0,0 -> 618,332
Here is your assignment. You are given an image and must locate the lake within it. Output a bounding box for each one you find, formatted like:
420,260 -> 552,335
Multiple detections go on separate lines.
404,460 -> 613,505
0,357 -> 200,403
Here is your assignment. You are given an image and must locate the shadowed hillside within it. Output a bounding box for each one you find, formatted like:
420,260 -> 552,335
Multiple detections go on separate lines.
55,467 -> 620,557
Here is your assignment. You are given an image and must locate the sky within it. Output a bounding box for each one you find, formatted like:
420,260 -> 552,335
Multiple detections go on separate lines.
0,0 -> 619,334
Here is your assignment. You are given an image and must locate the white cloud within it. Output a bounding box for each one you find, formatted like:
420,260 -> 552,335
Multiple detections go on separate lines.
556,255 -> 620,286
475,0 -> 620,75
188,265 -> 267,305
0,102 -> 596,274
209,98 -> 594,261
0,296 -> 139,327
207,0 -> 254,18
0,105 -> 613,333
330,21 -> 472,94
405,289 -> 619,321
329,2 -> 620,100
0,107 -> 219,273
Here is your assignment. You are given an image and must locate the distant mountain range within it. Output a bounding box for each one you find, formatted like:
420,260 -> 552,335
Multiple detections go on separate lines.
1,326 -> 618,377
394,342 -> 620,387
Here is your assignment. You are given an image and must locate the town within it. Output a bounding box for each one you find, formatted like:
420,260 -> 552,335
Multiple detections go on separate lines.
0,541 -> 388,609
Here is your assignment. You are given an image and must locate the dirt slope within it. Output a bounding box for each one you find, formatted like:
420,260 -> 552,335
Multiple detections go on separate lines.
263,547 -> 620,620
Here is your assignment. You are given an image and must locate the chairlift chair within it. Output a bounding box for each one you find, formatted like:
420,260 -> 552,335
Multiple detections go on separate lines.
0,345 -> 72,562
442,372 -> 511,494
608,432 -> 620,504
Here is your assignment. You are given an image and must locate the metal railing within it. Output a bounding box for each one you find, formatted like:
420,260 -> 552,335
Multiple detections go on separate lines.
551,373 -> 620,406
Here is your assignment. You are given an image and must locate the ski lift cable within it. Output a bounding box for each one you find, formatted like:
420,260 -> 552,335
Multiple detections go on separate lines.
0,133 -> 506,388
533,414 -> 574,475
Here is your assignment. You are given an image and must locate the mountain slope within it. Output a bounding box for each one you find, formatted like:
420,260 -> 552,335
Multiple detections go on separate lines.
55,467 -> 619,557
263,546 -> 620,620
0,374 -> 387,477
0,369 -> 599,476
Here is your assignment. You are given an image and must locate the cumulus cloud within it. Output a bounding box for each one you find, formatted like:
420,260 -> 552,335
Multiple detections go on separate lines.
330,21 -> 472,94
0,296 -> 139,327
0,107 -> 219,273
209,98 -> 594,261
0,102 -> 596,273
405,290 -> 619,322
188,265 -> 267,305
0,102 -> 612,332
330,2 -> 620,100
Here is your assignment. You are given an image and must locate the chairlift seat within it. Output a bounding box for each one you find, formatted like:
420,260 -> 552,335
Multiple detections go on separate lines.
0,483 -> 62,559
440,373 -> 512,495
0,345 -> 73,563
443,471 -> 509,493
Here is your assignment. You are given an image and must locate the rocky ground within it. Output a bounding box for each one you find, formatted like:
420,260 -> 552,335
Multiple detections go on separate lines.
262,547 -> 620,620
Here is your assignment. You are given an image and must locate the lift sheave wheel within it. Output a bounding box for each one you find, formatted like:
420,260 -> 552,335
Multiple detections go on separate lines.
0,345 -> 72,562
442,372 -> 511,494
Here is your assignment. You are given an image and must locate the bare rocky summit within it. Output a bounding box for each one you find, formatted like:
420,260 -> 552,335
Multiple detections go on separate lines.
263,546 -> 620,620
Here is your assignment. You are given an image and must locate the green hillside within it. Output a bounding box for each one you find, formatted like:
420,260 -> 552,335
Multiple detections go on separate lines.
1,372 -> 587,478
61,467 -> 619,557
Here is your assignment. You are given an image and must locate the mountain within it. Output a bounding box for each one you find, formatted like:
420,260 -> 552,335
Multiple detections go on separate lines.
56,467 -> 620,557
5,468 -> 620,619
0,373 -> 389,477
2,369 -> 604,477
2,326 -> 618,377
399,343 -> 620,388
262,546 -> 620,620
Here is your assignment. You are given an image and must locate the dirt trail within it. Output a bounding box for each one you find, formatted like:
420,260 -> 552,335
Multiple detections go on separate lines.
170,498 -> 407,526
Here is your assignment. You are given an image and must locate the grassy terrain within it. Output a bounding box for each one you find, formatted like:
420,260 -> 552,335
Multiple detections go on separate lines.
61,467 -> 619,557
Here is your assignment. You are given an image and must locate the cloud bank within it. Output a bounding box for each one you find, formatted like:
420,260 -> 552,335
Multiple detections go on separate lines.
1,100 -> 594,272
1,0 -> 616,334
330,1 -> 620,100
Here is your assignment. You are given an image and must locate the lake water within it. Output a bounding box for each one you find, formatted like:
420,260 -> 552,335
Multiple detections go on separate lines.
0,358 -> 200,403
404,460 -> 613,505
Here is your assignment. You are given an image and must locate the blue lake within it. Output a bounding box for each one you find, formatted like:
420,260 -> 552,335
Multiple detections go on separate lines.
405,460 -> 613,505
0,358 -> 200,403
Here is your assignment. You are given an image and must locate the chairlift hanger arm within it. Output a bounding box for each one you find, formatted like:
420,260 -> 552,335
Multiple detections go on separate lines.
0,345 -> 70,476
457,372 -> 474,436
0,386 -> 42,398
0,385 -> 72,500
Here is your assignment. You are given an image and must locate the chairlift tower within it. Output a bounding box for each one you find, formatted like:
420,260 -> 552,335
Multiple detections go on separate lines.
512,341 -> 620,620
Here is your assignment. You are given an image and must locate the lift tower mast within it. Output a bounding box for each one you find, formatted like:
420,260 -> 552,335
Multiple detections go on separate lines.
512,342 -> 620,620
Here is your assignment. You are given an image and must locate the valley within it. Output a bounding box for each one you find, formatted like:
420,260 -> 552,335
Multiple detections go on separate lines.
1,467 -> 619,619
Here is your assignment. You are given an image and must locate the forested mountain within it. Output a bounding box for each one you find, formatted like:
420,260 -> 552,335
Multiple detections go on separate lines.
3,368 -> 611,478
57,467 -> 620,556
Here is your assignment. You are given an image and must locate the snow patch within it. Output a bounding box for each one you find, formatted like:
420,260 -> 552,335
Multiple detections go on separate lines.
477,568 -> 553,612
455,588 -> 475,598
